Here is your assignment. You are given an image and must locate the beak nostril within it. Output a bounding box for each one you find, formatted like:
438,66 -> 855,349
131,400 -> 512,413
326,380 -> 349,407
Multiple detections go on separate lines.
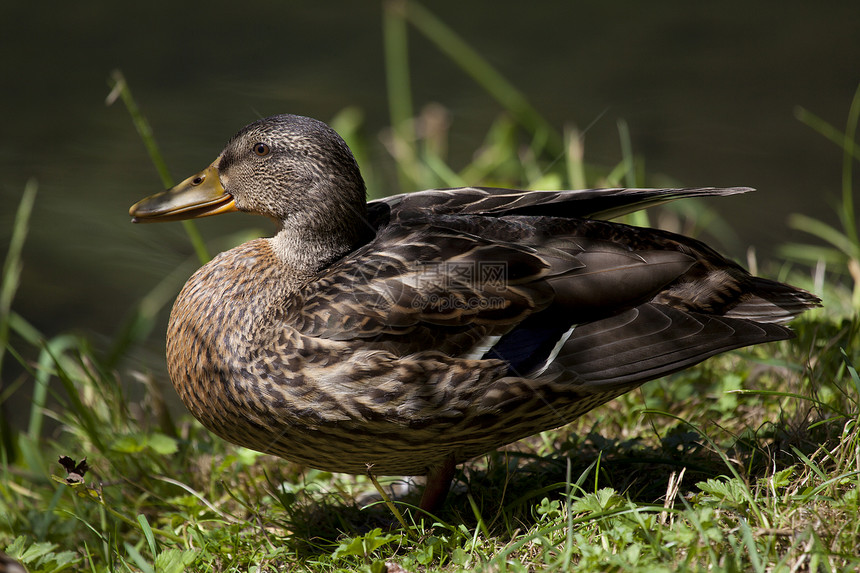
192,175 -> 205,186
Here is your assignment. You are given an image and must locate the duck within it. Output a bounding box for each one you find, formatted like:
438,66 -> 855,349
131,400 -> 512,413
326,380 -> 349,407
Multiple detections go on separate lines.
129,113 -> 820,511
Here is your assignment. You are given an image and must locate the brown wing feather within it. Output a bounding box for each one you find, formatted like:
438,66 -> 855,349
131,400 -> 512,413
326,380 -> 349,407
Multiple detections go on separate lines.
368,186 -> 752,224
287,223 -> 556,341
288,215 -> 708,347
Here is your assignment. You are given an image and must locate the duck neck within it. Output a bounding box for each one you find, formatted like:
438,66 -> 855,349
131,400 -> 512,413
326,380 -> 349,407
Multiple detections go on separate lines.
269,205 -> 369,276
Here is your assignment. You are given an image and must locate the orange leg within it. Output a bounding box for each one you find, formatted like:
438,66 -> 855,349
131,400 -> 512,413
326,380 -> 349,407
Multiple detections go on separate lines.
419,455 -> 457,512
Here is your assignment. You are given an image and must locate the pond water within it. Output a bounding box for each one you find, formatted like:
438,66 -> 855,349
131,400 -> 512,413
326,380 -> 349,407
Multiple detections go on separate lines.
1,1 -> 858,416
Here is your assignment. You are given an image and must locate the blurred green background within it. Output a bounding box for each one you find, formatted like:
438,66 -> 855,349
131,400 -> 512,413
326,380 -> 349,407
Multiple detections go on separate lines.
1,1 -> 857,389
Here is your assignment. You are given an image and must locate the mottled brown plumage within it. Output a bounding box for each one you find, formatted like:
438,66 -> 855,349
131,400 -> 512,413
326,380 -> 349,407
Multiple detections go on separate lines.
130,114 -> 820,510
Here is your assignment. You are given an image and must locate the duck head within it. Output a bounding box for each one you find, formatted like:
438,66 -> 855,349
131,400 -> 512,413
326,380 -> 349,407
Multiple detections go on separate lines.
130,114 -> 369,267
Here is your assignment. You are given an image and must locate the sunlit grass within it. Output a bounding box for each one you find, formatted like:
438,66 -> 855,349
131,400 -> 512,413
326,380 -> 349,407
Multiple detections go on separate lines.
2,2 -> 859,571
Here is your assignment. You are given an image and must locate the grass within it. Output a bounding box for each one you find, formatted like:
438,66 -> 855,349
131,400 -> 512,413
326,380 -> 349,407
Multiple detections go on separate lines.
2,2 -> 860,570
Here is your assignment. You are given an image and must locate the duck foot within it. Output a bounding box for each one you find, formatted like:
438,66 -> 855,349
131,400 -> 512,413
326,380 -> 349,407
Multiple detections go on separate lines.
419,455 -> 456,513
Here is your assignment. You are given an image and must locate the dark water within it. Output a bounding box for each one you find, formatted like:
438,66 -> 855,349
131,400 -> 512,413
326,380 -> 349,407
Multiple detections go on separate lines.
1,1 -> 858,396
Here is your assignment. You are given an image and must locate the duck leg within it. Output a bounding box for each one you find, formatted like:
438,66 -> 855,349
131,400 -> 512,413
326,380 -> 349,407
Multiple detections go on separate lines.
419,455 -> 457,512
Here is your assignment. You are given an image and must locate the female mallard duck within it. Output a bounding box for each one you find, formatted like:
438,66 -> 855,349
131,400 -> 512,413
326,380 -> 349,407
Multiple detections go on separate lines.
130,114 -> 819,510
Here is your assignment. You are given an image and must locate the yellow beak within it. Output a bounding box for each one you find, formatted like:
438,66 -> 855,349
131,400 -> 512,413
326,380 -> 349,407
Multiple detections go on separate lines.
129,160 -> 237,223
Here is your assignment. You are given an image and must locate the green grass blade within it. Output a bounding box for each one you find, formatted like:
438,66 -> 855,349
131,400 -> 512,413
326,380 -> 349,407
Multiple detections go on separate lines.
0,180 -> 37,379
137,514 -> 158,556
778,242 -> 847,266
788,213 -> 859,259
839,80 -> 860,245
423,151 -> 466,187
1,181 -> 37,457
794,80 -> 860,247
401,0 -> 563,157
466,493 -> 490,539
106,255 -> 200,369
107,69 -> 210,264
739,519 -> 766,573
565,127 -> 587,191
383,1 -> 419,192
794,106 -> 860,163
28,334 -> 78,442
841,348 -> 860,398
617,118 -> 648,227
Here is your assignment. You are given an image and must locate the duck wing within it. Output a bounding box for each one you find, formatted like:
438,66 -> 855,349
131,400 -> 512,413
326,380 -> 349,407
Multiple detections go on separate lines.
290,186 -> 818,382
367,186 -> 752,224
288,212 -> 717,365
549,303 -> 794,390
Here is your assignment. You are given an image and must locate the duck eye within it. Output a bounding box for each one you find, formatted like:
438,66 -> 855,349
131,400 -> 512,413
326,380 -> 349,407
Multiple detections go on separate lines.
253,142 -> 270,157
